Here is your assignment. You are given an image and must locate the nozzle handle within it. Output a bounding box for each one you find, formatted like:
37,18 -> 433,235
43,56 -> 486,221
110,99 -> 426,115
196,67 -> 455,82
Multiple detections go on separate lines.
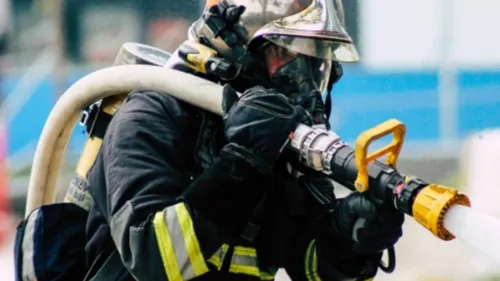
354,119 -> 406,193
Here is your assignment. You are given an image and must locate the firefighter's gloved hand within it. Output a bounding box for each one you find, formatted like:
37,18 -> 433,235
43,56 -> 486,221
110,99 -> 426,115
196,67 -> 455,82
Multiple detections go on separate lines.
221,84 -> 307,174
331,193 -> 404,255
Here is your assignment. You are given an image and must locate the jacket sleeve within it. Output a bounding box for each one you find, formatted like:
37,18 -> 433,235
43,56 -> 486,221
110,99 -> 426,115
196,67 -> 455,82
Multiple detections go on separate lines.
94,91 -> 272,281
284,230 -> 382,281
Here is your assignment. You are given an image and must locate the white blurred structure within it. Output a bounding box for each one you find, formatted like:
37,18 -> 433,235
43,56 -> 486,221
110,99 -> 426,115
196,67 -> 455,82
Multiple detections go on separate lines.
461,129 -> 500,218
455,130 -> 500,277
360,0 -> 500,69
0,236 -> 15,281
0,0 -> 11,41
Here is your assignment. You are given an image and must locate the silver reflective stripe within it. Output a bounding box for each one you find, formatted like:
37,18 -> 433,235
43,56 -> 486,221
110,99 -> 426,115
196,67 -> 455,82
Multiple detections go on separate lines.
208,244 -> 229,270
22,209 -> 40,281
157,203 -> 209,280
227,246 -> 278,280
231,255 -> 258,268
229,246 -> 260,277
163,205 -> 197,280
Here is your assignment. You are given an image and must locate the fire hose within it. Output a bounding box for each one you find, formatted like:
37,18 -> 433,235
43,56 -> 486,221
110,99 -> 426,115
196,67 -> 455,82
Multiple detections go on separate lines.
24,43 -> 500,266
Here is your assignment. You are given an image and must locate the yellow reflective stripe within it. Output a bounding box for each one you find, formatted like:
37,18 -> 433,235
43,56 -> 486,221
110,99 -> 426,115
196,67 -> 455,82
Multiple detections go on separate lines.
305,240 -> 314,281
153,203 -> 210,281
230,264 -> 260,277
259,265 -> 278,280
207,255 -> 222,270
230,246 -> 260,277
305,240 -> 322,281
175,203 -> 209,276
260,274 -> 275,280
233,246 -> 257,257
153,211 -> 182,281
260,270 -> 276,280
226,246 -> 278,280
312,245 -> 319,280
208,243 -> 229,270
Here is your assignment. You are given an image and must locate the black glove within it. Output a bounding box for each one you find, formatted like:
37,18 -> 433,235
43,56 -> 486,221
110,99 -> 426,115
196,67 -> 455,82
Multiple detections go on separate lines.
331,192 -> 404,255
221,84 -> 308,174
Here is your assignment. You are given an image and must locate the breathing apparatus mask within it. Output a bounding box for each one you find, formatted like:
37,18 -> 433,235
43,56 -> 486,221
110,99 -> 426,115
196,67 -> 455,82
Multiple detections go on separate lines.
255,41 -> 332,125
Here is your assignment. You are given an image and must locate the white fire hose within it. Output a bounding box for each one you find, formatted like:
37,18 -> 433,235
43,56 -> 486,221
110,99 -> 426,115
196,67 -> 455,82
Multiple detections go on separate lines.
25,65 -> 226,215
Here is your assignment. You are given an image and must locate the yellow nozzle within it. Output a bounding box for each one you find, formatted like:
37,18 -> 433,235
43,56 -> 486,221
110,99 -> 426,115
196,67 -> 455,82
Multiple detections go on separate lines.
412,184 -> 471,241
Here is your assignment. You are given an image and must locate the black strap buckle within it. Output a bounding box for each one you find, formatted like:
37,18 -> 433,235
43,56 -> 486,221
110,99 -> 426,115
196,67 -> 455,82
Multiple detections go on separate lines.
79,101 -> 101,135
240,222 -> 261,243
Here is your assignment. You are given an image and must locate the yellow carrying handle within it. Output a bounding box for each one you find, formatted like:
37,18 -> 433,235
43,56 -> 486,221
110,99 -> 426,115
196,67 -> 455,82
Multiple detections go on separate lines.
354,119 -> 406,192
179,40 -> 217,74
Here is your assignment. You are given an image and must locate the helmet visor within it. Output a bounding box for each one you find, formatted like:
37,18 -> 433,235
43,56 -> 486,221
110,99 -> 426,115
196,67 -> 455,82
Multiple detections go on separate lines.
262,35 -> 359,62
263,43 -> 332,95
255,0 -> 359,62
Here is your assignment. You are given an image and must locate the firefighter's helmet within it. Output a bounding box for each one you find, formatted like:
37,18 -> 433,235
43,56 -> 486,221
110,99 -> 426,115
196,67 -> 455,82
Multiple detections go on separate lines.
189,0 -> 359,63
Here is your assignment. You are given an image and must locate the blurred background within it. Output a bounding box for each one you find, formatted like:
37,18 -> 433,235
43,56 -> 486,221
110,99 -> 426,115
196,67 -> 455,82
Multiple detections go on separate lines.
0,0 -> 499,280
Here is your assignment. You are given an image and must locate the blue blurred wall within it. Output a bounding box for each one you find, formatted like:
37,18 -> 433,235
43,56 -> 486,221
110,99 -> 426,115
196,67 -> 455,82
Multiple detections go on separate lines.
2,66 -> 500,160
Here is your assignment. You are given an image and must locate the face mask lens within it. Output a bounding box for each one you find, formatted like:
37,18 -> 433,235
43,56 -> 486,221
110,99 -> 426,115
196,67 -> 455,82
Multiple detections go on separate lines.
265,47 -> 331,95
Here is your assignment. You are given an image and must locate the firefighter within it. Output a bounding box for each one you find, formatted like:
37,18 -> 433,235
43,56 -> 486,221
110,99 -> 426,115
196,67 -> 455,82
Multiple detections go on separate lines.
84,0 -> 404,280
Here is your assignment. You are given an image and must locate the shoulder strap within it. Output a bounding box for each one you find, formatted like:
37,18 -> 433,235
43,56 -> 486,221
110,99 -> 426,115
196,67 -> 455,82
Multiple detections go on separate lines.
240,193 -> 267,243
86,250 -> 128,281
325,61 -> 344,121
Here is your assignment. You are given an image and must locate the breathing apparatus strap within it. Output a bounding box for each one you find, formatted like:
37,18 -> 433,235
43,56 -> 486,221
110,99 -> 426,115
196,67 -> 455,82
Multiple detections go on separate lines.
324,61 -> 344,120
324,91 -> 333,121
240,194 -> 267,243
80,102 -> 113,139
